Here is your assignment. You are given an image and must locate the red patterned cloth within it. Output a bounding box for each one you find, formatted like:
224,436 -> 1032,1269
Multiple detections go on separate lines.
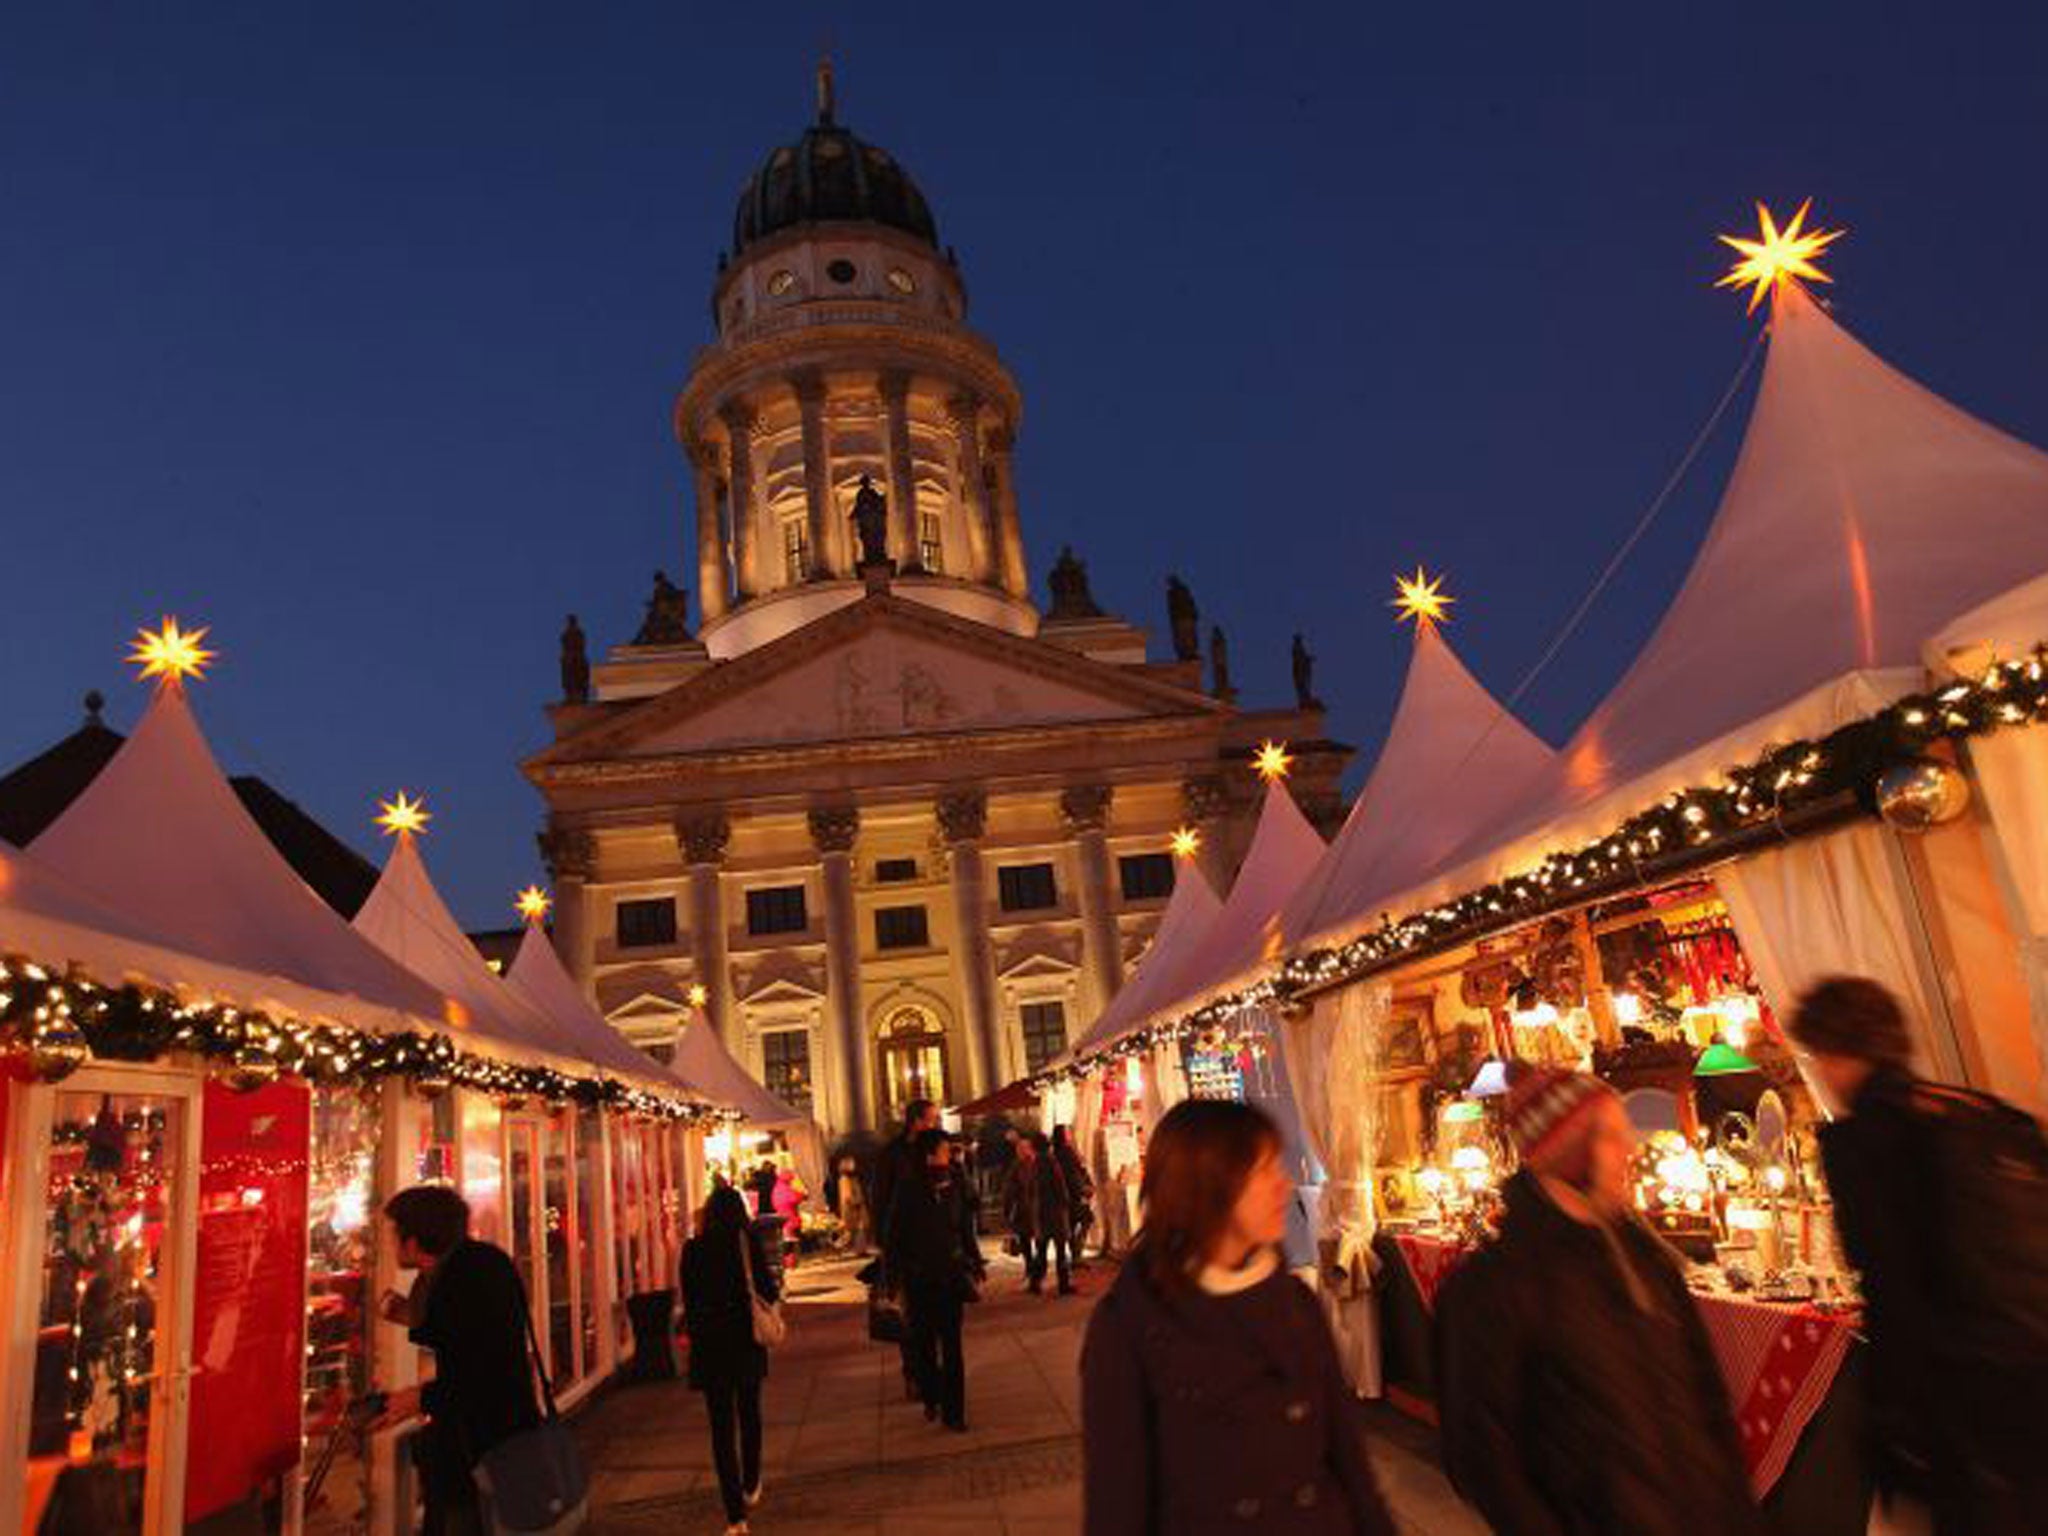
1693,1294 -> 1855,1496
1391,1232 -> 1472,1313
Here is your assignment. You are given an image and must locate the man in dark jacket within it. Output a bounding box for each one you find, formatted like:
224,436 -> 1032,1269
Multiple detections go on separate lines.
885,1129 -> 984,1429
374,1185 -> 541,1536
1790,975 -> 2048,1532
1003,1133 -> 1074,1294
1437,1068 -> 1761,1536
872,1098 -> 939,1396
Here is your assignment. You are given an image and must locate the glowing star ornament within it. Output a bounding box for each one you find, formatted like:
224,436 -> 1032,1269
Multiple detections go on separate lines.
375,792 -> 431,839
1169,826 -> 1203,861
515,885 -> 552,923
1716,199 -> 1843,314
686,983 -> 710,1009
1392,568 -> 1454,628
127,618 -> 215,687
1253,740 -> 1294,782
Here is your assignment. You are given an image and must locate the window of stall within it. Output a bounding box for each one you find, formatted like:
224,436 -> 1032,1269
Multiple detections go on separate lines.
506,1120 -> 541,1342
542,1113 -> 578,1386
304,1083 -> 379,1534
575,1107 -> 602,1377
414,1090 -> 457,1185
609,1117 -> 634,1354
459,1091 -> 504,1246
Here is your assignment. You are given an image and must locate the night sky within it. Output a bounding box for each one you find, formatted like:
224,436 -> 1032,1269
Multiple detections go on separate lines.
6,6 -> 2047,926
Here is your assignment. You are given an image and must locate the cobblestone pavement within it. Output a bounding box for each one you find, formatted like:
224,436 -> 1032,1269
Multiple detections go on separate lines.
577,1252 -> 1484,1535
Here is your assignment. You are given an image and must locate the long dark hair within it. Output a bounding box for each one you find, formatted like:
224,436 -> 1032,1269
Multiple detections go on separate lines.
1135,1099 -> 1280,1293
703,1182 -> 752,1238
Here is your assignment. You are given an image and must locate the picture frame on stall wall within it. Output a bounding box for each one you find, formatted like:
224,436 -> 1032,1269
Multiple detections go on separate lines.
1384,997 -> 1432,1070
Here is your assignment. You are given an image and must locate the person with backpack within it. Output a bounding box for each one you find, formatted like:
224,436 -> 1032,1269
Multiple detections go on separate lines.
681,1184 -> 782,1536
1789,975 -> 2048,1533
1003,1132 -> 1074,1295
884,1128 -> 985,1429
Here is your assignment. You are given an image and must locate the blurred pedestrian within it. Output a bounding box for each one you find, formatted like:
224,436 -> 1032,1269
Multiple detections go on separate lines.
770,1162 -> 805,1260
1436,1067 -> 1760,1536
1081,1099 -> 1394,1536
372,1186 -> 540,1536
836,1155 -> 871,1252
681,1184 -> 781,1536
1790,976 -> 2048,1533
1052,1124 -> 1095,1257
1004,1132 -> 1074,1295
885,1128 -> 984,1430
873,1098 -> 940,1399
746,1159 -> 778,1221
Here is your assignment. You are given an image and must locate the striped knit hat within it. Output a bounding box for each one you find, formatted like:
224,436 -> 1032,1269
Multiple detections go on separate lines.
1502,1067 -> 1617,1173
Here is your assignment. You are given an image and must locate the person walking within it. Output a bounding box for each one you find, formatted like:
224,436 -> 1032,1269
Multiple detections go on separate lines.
835,1154 -> 871,1252
681,1184 -> 782,1536
746,1159 -> 778,1220
884,1128 -> 984,1430
1789,975 -> 2048,1533
372,1186 -> 540,1536
872,1098 -> 940,1399
1081,1099 -> 1395,1536
1436,1067 -> 1761,1536
1052,1123 -> 1095,1258
770,1162 -> 806,1262
1004,1132 -> 1074,1294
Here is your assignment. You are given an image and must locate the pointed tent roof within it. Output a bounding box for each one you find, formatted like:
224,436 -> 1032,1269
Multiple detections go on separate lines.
1280,623 -> 1555,949
1127,778 -> 1327,1034
29,686 -> 481,1042
1426,280 -> 2048,893
669,1014 -> 807,1127
1065,858 -> 1222,1063
356,836 -> 674,1086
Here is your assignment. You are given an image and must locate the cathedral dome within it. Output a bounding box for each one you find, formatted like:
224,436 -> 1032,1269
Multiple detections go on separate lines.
730,67 -> 939,256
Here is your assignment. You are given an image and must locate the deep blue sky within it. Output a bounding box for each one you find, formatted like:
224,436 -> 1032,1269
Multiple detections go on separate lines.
6,6 -> 2047,926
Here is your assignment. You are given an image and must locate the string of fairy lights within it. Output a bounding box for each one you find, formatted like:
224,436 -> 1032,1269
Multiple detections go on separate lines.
0,620 -> 721,1123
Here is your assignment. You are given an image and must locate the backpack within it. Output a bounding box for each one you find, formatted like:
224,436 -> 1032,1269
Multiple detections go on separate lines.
1911,1082 -> 2048,1365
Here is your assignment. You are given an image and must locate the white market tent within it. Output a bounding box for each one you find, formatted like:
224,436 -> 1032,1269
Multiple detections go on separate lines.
1062,856 -> 1222,1064
1279,619 -> 1557,953
667,1013 -> 807,1129
355,831 -> 678,1087
27,683 -> 494,1047
1416,280 -> 2048,899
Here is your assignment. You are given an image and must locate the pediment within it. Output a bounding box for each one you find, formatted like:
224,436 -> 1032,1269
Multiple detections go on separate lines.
738,975 -> 826,1007
604,989 -> 684,1023
533,594 -> 1219,764
998,951 -> 1080,983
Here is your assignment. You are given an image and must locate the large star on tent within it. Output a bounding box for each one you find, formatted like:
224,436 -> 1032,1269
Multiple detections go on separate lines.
1393,568 -> 1455,628
1717,199 -> 1843,314
1253,740 -> 1294,782
127,618 -> 215,686
515,885 -> 552,922
375,792 -> 431,839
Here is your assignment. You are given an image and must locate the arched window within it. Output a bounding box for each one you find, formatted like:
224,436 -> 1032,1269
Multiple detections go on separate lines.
877,1006 -> 948,1123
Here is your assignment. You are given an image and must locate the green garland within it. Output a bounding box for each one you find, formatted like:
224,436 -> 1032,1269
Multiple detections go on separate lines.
0,955 -> 723,1123
1041,647 -> 2048,1083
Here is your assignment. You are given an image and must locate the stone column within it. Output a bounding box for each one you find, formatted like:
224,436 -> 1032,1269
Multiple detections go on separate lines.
946,392 -> 998,585
937,790 -> 999,1097
793,371 -> 834,580
538,825 -> 597,992
676,811 -> 734,1051
1181,774 -> 1233,895
687,440 -> 729,622
879,370 -> 920,569
1062,784 -> 1123,1017
718,402 -> 761,598
984,422 -> 1030,599
810,806 -> 869,1130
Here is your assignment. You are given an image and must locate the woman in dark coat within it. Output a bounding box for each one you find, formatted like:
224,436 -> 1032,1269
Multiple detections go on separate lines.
1081,1099 -> 1395,1536
681,1184 -> 781,1535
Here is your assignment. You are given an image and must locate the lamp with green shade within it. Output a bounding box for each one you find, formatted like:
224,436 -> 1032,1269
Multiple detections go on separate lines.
1695,1041 -> 1760,1077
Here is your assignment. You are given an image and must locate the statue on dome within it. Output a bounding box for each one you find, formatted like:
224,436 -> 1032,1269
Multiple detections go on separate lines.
632,571 -> 692,646
850,474 -> 892,569
1166,575 -> 1200,662
1210,625 -> 1237,703
1292,632 -> 1323,710
559,615 -> 590,704
1046,546 -> 1104,620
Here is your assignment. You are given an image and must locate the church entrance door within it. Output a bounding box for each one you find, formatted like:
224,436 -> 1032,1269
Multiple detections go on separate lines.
877,1007 -> 949,1123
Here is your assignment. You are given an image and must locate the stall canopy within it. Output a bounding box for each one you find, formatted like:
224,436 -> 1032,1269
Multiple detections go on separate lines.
28,682 -> 478,1043
668,1013 -> 807,1129
1280,619 -> 1556,951
355,829 -> 677,1087
1421,278 -> 2048,896
1122,776 -> 1327,1039
1062,856 -> 1221,1064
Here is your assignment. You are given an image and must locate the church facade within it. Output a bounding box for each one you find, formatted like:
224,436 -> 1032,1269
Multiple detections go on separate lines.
524,72 -> 1347,1136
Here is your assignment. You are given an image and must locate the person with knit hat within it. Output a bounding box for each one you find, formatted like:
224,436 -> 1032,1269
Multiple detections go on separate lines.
1436,1066 -> 1761,1535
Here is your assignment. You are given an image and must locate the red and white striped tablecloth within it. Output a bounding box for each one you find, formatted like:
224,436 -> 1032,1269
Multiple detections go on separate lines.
1693,1293 -> 1856,1497
1391,1231 -> 1471,1314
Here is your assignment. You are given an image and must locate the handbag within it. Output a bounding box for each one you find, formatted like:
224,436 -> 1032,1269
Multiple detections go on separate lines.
739,1229 -> 786,1349
471,1305 -> 590,1535
867,1284 -> 907,1343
